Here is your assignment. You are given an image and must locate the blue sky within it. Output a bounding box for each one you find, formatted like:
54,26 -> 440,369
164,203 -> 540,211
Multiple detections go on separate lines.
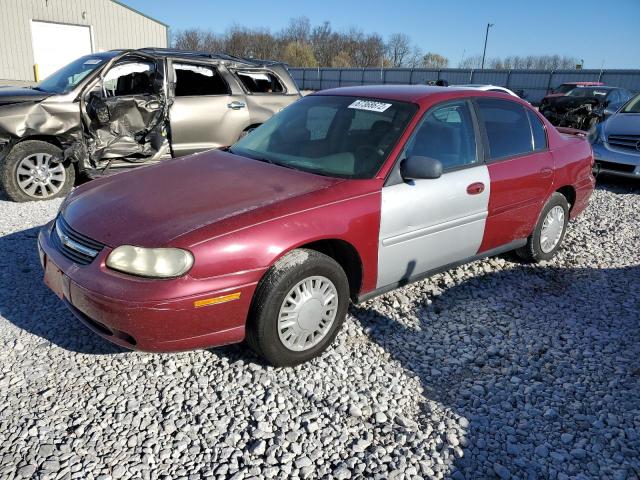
124,0 -> 640,68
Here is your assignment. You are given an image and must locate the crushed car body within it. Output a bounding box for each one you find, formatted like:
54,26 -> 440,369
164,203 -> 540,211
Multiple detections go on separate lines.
0,48 -> 300,202
539,86 -> 632,131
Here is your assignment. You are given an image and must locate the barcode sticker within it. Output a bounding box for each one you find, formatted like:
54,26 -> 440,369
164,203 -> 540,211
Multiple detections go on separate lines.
348,100 -> 392,112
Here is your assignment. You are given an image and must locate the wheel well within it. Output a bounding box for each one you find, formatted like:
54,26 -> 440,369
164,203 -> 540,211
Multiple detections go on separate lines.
555,185 -> 576,211
16,135 -> 64,150
299,239 -> 363,301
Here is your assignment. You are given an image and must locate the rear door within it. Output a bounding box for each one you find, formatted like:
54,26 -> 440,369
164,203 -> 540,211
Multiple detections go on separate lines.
231,68 -> 300,125
377,100 -> 490,289
168,61 -> 249,156
474,98 -> 554,252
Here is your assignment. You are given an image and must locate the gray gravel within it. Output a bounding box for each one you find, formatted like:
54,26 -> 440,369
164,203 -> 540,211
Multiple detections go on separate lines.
1,180 -> 639,479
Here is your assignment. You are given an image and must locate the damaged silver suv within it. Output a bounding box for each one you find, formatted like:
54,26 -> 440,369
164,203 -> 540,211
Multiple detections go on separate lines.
0,48 -> 301,202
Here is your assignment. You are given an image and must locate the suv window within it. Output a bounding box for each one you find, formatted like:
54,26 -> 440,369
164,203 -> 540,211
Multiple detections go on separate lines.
404,101 -> 477,171
173,63 -> 229,96
527,110 -> 547,151
477,99 -> 533,160
236,71 -> 284,93
103,61 -> 155,97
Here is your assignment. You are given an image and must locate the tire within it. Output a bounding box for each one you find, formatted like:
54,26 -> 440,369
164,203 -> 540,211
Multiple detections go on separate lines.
1,140 -> 75,202
516,192 -> 569,262
246,249 -> 350,367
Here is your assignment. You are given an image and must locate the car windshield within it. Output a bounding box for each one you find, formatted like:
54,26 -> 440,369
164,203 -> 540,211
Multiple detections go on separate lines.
621,94 -> 640,113
230,95 -> 418,179
567,87 -> 609,98
555,84 -> 576,94
36,54 -> 112,94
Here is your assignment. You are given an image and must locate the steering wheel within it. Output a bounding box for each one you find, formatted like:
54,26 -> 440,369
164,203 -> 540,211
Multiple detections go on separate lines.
354,145 -> 380,177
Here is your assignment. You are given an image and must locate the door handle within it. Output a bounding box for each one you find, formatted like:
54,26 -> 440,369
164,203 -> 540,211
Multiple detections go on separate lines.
540,167 -> 553,178
227,101 -> 246,110
466,182 -> 485,195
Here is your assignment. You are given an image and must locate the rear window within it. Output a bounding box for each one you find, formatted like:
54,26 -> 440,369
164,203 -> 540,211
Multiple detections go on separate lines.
477,99 -> 534,160
173,63 -> 229,96
236,71 -> 284,93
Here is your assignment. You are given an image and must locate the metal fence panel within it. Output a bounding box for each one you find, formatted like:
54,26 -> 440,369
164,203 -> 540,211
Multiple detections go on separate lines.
290,67 -> 640,104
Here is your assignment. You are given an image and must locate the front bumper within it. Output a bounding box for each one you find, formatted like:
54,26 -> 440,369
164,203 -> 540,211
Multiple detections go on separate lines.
38,221 -> 260,352
592,142 -> 640,179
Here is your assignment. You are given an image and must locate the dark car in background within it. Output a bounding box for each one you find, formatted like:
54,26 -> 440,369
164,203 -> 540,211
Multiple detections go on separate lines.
0,48 -> 300,202
542,81 -> 604,101
590,93 -> 640,179
539,86 -> 633,131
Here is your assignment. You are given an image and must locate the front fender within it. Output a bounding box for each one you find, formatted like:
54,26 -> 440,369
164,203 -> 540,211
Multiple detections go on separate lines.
176,189 -> 382,295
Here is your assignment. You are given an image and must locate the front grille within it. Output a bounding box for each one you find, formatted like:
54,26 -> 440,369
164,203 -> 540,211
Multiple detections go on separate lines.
607,134 -> 640,152
51,216 -> 105,265
596,160 -> 637,173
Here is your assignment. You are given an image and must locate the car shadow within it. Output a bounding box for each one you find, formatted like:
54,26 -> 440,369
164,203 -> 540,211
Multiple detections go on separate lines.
596,175 -> 640,194
355,263 -> 640,478
0,225 -> 126,354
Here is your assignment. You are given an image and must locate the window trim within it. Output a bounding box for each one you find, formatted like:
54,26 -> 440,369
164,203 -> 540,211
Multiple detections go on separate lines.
384,98 -> 484,187
472,97 -> 549,165
230,68 -> 289,95
168,59 -> 231,98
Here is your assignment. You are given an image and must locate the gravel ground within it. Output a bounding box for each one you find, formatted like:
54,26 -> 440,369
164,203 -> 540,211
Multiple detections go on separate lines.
0,179 -> 639,480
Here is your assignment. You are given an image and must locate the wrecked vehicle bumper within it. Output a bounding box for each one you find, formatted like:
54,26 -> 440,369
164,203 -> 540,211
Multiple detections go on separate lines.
592,142 -> 640,178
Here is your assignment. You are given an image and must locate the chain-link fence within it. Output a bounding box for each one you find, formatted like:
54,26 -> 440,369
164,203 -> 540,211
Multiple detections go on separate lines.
289,68 -> 640,104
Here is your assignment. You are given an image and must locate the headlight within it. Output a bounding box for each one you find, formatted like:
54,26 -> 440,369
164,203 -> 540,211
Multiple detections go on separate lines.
106,246 -> 194,278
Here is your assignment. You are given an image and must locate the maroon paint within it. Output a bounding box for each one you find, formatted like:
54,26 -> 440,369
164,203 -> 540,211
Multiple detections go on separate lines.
38,86 -> 594,353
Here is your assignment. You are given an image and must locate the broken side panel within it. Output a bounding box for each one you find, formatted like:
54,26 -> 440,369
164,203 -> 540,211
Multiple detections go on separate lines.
74,54 -> 170,172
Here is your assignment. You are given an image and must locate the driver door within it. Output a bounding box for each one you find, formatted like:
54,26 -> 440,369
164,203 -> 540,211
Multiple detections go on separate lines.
84,54 -> 168,161
377,100 -> 490,289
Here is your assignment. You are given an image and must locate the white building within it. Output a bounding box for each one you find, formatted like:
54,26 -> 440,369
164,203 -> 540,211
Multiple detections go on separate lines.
0,0 -> 168,85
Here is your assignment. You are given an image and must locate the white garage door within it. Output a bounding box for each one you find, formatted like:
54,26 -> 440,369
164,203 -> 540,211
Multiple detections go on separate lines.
31,21 -> 92,80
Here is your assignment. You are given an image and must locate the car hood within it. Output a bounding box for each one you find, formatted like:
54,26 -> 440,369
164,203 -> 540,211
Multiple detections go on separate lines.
604,113 -> 640,137
62,150 -> 344,247
0,86 -> 52,105
543,95 -> 602,111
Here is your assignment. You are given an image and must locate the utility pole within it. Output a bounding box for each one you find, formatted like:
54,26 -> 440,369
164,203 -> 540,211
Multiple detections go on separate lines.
481,23 -> 494,69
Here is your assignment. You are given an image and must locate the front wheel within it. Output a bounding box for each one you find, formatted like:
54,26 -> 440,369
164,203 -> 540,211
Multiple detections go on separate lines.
516,192 -> 569,262
1,140 -> 75,202
246,249 -> 350,367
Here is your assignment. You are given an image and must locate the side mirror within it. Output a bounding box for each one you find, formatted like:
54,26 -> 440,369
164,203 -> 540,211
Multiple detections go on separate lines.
401,156 -> 443,180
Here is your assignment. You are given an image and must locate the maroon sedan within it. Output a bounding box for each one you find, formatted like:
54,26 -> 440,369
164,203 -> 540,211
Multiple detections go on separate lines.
38,86 -> 595,366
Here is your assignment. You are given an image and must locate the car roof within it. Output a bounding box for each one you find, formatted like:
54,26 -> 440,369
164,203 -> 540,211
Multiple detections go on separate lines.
106,48 -> 284,68
314,85 -> 520,104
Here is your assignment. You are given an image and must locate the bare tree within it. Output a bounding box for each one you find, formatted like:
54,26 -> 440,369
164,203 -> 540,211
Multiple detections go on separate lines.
386,33 -> 411,67
422,52 -> 449,69
282,41 -> 317,67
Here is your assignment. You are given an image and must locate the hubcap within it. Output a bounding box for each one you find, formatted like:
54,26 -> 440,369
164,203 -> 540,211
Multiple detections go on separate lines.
540,205 -> 565,253
278,275 -> 339,352
15,153 -> 66,198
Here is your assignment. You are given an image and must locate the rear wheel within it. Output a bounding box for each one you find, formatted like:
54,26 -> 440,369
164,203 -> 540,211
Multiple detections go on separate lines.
516,192 -> 569,262
1,140 -> 75,202
246,249 -> 350,367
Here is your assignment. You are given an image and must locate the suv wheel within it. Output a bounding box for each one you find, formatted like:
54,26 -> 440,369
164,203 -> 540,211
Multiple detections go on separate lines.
246,249 -> 350,367
1,140 -> 75,202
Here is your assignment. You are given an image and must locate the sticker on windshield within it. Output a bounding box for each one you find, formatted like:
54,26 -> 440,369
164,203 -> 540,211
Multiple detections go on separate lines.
83,59 -> 102,65
348,100 -> 392,112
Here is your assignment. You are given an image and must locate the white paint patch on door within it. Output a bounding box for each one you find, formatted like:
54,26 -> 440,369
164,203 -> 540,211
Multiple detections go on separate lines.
31,21 -> 92,80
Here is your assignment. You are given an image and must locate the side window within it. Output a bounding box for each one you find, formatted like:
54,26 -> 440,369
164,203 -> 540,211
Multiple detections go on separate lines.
236,71 -> 284,93
527,110 -> 547,151
404,101 -> 477,171
306,105 -> 338,140
103,61 -> 155,97
173,63 -> 228,96
477,99 -> 533,160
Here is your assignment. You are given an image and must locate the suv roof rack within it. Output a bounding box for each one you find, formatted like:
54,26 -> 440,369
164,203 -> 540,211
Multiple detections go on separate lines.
136,48 -> 282,67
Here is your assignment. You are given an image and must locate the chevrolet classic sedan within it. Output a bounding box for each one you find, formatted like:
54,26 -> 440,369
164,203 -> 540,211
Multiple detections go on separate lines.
39,86 -> 595,366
